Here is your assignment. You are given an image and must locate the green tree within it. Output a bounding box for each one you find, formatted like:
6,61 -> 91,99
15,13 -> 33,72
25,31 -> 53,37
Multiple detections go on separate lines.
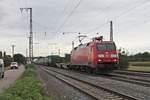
118,48 -> 129,70
128,52 -> 150,61
64,54 -> 70,62
0,51 -> 2,59
3,55 -> 12,67
141,52 -> 150,61
3,51 -> 6,58
14,54 -> 26,64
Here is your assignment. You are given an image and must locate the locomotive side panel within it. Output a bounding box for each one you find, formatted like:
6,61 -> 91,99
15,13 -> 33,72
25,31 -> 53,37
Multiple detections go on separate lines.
71,44 -> 90,65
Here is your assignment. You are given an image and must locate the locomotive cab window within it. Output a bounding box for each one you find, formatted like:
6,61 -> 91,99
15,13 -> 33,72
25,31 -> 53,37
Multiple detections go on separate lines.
97,43 -> 116,51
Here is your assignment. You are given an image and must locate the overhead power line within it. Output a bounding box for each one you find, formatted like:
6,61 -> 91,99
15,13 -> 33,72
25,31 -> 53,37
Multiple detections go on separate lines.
113,0 -> 150,20
54,0 -> 75,31
33,20 -> 78,35
56,0 -> 83,32
32,20 -> 50,30
88,0 -> 150,32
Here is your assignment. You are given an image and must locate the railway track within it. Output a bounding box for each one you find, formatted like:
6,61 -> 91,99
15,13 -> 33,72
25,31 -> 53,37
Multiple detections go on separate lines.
113,70 -> 150,77
59,67 -> 150,87
107,73 -> 150,87
40,66 -> 136,100
56,65 -> 150,87
108,70 -> 150,87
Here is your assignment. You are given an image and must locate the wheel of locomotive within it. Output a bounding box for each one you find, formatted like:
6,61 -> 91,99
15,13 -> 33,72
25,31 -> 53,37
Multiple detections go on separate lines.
60,64 -> 63,69
69,65 -> 74,70
82,66 -> 86,72
67,65 -> 71,70
112,63 -> 118,70
65,64 -> 70,70
79,66 -> 81,71
92,68 -> 98,74
77,65 -> 81,71
86,66 -> 93,74
75,65 -> 78,71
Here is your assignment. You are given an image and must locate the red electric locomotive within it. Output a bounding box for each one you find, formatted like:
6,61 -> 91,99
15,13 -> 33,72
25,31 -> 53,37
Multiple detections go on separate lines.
70,36 -> 119,73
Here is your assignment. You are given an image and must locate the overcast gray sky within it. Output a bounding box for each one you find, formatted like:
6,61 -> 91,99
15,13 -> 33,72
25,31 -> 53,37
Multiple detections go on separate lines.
0,0 -> 150,56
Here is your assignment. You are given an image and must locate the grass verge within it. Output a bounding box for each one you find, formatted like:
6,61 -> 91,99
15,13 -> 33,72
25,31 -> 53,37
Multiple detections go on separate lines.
0,64 -> 51,100
127,65 -> 150,72
129,62 -> 150,67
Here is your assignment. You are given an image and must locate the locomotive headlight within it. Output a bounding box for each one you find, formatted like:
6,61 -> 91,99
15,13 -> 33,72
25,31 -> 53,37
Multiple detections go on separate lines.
111,54 -> 117,58
98,54 -> 104,58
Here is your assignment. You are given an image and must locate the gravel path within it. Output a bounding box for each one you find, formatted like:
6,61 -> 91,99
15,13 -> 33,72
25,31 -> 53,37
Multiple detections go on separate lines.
0,65 -> 25,93
36,66 -> 95,100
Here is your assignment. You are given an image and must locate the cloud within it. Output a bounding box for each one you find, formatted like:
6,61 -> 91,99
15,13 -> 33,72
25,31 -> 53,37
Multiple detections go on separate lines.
0,0 -> 150,56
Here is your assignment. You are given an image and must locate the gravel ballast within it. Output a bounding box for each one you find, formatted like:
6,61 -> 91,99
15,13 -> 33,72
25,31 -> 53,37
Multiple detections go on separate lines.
48,66 -> 150,100
36,66 -> 95,100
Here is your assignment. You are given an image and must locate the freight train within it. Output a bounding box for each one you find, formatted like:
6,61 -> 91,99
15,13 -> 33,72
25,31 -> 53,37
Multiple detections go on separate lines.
35,36 -> 119,73
34,55 -> 63,67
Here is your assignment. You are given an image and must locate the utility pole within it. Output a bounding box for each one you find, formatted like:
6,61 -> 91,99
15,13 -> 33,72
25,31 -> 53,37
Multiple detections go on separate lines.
11,45 -> 15,62
26,48 -> 28,62
58,49 -> 60,56
20,8 -> 33,63
110,21 -> 113,41
72,41 -> 74,50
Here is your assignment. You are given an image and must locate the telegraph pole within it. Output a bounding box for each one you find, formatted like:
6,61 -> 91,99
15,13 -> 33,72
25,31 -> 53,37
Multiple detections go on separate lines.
58,49 -> 60,56
26,48 -> 28,62
20,8 -> 33,63
72,41 -> 74,49
110,21 -> 113,41
11,45 -> 15,61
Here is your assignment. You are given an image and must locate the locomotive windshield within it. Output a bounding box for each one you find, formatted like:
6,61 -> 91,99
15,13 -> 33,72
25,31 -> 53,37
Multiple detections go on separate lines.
97,43 -> 116,51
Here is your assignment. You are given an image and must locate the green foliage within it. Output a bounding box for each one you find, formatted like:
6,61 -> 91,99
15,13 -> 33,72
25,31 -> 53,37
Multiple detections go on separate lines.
118,54 -> 129,69
0,64 -> 51,100
64,54 -> 70,63
3,55 -> 12,67
0,51 -> 12,67
3,51 -> 6,58
129,62 -> 150,67
0,51 -> 13,67
117,48 -> 129,70
128,52 -> 150,61
118,50 -> 150,69
0,51 -> 2,59
127,65 -> 150,72
14,54 -> 26,64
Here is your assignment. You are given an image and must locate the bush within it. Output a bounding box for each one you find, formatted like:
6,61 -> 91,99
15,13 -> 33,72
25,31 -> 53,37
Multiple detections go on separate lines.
118,54 -> 129,70
3,55 -> 12,67
14,54 -> 27,65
